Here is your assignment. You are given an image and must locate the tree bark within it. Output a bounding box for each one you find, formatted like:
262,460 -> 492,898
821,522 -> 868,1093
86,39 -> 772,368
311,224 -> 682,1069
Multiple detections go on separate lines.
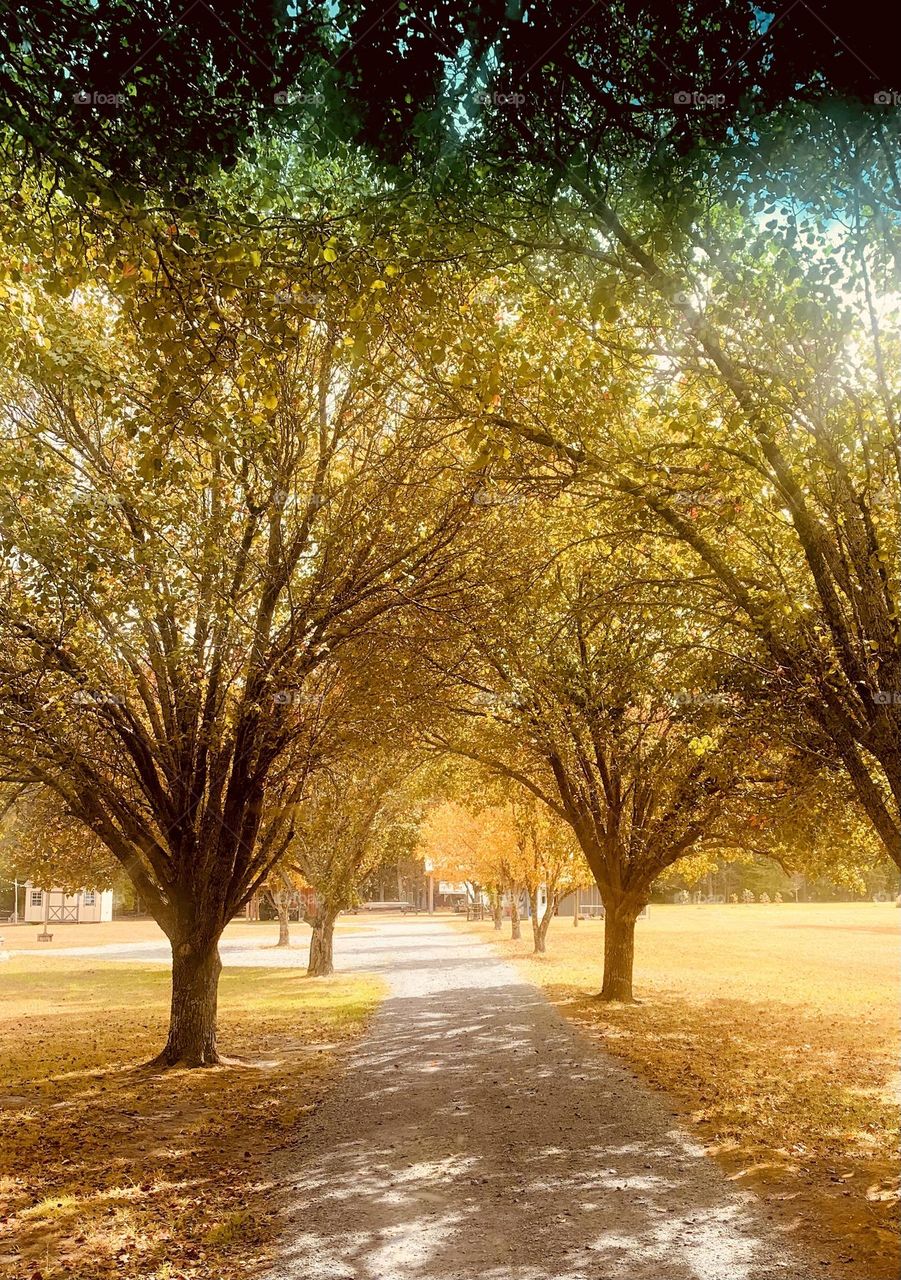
528,888 -> 545,952
153,933 -> 223,1066
276,898 -> 290,947
600,903 -> 639,1001
533,894 -> 557,954
489,886 -> 503,930
510,892 -> 521,940
307,910 -> 337,976
528,893 -> 555,953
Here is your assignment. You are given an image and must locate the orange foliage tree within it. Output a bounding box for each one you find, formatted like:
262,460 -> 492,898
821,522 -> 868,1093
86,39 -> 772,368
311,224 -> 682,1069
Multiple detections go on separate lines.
419,792 -> 589,952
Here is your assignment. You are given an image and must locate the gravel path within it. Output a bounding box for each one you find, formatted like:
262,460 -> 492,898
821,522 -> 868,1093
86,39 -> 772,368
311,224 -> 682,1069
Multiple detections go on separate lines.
267,917 -> 809,1280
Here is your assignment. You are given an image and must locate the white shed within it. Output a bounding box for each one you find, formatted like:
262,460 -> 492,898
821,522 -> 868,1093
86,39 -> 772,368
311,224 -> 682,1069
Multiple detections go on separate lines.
23,884 -> 113,924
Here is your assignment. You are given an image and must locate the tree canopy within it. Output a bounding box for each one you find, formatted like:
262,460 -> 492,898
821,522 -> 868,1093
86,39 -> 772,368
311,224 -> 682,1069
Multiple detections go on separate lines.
1,5 -> 898,1054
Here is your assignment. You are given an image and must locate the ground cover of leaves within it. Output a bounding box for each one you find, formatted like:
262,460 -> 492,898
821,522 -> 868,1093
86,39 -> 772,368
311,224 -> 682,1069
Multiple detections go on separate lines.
0,957 -> 382,1280
471,902 -> 900,1280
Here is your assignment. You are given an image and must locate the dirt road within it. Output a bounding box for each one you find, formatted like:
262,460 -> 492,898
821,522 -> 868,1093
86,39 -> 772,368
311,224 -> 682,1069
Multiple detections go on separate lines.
267,917 -> 808,1280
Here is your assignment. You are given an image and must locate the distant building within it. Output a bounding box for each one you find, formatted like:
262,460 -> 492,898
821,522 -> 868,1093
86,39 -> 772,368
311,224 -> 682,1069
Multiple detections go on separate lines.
557,887 -> 648,919
23,884 -> 113,924
557,885 -> 606,918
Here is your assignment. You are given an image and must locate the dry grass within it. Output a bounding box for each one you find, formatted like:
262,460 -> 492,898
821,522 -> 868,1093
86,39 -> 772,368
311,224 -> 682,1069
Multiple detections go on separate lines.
468,902 -> 901,1280
0,918 -> 168,952
0,956 -> 382,1280
1,914 -> 376,954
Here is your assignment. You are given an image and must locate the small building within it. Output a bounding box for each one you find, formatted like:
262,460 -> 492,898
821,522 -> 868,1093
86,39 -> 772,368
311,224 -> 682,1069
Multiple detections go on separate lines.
557,887 -> 648,920
23,884 -> 113,924
557,885 -> 606,918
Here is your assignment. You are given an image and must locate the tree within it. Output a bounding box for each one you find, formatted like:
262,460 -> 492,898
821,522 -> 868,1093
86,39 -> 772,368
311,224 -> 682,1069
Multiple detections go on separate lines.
427,500 -> 833,999
423,785 -> 589,952
255,0 -> 901,880
288,757 -> 416,976
476,177 -> 901,873
3,0 -> 893,200
505,793 -> 587,954
263,865 -> 302,948
0,1 -> 325,193
320,1 -> 897,173
419,800 -> 507,930
0,786 -> 118,892
395,148 -> 901,879
654,761 -> 891,901
0,214 -> 475,1064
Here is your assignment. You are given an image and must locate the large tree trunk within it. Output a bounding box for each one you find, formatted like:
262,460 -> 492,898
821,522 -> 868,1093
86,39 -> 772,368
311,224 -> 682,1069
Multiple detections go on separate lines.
276,897 -> 290,947
601,902 -> 639,1001
489,886 -> 503,930
153,933 -> 223,1066
307,910 -> 337,977
528,888 -> 545,952
533,895 -> 557,954
510,891 -> 521,940
265,886 -> 291,946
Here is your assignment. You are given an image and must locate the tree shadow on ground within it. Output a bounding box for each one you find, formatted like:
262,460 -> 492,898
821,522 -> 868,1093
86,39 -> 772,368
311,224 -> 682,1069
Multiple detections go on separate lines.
553,985 -> 900,1280
270,971 -> 811,1280
0,960 -> 381,1280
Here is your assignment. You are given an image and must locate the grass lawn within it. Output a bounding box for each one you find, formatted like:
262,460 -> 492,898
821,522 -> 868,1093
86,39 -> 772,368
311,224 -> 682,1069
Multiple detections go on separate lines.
1,919 -> 169,952
0,914 -> 376,954
0,956 -> 382,1280
467,901 -> 900,1280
